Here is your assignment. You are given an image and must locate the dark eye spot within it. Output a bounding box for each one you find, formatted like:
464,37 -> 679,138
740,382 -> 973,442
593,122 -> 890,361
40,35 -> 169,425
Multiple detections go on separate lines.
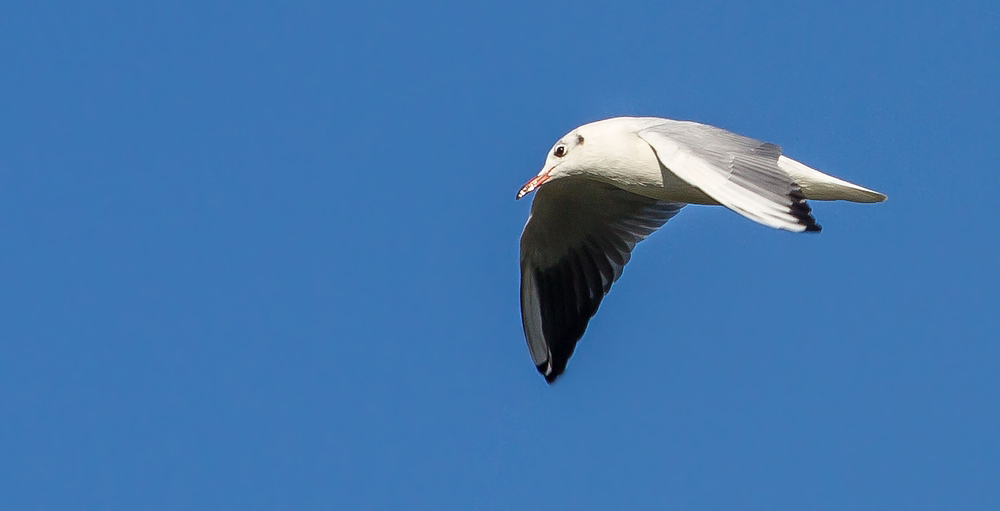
554,145 -> 566,157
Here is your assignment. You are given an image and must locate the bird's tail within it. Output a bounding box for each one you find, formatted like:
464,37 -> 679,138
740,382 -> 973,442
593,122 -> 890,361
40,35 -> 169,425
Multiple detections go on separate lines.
778,156 -> 887,203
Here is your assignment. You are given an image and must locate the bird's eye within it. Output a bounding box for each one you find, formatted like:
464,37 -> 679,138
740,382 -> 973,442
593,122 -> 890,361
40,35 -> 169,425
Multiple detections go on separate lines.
553,145 -> 566,157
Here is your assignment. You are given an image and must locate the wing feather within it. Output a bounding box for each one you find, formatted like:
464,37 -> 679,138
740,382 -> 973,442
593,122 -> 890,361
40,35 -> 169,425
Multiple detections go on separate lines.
519,178 -> 684,382
638,120 -> 820,232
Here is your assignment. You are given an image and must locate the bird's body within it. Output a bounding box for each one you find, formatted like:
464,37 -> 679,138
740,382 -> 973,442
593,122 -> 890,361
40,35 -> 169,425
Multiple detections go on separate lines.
517,117 -> 886,383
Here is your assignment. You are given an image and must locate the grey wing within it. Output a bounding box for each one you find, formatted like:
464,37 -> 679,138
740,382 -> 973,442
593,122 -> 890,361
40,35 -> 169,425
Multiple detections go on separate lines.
638,120 -> 820,232
519,177 -> 684,383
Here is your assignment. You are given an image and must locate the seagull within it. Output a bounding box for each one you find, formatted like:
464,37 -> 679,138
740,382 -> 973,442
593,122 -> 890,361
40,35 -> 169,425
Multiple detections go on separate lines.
516,117 -> 886,383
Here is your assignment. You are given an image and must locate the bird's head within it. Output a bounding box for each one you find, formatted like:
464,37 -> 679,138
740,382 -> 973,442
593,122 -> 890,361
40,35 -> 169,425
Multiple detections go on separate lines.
516,118 -> 653,199
516,130 -> 590,199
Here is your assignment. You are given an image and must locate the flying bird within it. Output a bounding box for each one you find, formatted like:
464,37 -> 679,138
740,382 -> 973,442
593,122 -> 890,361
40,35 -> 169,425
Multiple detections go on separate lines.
517,117 -> 886,383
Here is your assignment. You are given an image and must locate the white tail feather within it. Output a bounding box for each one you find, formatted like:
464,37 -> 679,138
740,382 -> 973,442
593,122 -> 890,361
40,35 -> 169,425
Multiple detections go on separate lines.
778,156 -> 887,203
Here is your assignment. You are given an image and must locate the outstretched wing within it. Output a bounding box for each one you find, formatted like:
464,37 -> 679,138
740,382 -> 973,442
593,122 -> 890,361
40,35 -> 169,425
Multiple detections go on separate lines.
638,120 -> 820,232
520,177 -> 684,383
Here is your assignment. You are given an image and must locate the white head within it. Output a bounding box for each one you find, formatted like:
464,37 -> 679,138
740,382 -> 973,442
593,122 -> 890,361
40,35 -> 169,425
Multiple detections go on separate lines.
516,130 -> 587,199
516,117 -> 656,199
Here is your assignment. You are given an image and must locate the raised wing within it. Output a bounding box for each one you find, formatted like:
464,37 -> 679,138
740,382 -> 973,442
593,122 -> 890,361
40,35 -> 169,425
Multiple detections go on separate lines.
520,177 -> 684,383
638,120 -> 820,232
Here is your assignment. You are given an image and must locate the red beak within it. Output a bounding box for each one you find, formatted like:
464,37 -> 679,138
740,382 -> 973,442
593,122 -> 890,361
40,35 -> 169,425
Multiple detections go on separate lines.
516,169 -> 551,200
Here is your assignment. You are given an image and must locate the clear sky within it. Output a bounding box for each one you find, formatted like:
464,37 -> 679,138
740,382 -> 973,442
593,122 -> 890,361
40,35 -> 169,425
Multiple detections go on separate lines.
2,1 -> 999,509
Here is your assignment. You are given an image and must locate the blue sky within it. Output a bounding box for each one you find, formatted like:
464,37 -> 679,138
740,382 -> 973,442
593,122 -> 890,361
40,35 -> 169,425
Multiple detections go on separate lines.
2,1 -> 999,509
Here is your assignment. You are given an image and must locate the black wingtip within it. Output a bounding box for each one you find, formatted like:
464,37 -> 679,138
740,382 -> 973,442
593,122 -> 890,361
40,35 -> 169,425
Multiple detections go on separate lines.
790,189 -> 822,233
538,362 -> 565,384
